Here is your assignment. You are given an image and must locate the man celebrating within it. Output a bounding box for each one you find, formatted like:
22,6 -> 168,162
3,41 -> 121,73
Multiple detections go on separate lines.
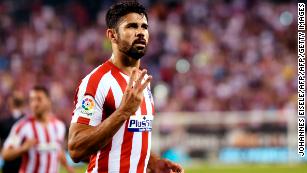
68,1 -> 184,173
1,86 -> 74,173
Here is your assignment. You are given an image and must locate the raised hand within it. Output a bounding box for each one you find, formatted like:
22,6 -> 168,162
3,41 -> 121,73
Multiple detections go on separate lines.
118,68 -> 152,119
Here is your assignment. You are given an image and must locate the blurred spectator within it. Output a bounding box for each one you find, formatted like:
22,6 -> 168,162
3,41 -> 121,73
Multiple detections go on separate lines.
0,0 -> 296,124
0,90 -> 25,173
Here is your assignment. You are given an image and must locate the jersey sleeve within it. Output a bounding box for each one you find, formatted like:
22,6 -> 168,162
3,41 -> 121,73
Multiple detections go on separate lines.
3,120 -> 26,149
71,79 -> 106,126
56,120 -> 66,143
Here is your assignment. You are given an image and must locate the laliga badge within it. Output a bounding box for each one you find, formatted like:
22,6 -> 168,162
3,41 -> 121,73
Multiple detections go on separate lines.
128,115 -> 154,132
80,96 -> 95,116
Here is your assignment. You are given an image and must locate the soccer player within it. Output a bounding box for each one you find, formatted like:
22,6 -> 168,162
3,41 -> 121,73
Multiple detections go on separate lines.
1,86 -> 74,173
68,1 -> 184,173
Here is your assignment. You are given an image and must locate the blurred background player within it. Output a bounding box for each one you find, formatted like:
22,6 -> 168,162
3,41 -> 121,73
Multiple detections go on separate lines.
0,91 -> 25,173
1,86 -> 74,173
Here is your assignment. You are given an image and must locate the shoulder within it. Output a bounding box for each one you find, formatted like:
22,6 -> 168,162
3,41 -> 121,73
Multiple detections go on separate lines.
12,116 -> 32,134
50,116 -> 65,128
79,61 -> 113,97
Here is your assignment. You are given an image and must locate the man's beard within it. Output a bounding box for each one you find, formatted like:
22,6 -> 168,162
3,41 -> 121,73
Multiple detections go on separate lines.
118,38 -> 147,60
33,109 -> 44,119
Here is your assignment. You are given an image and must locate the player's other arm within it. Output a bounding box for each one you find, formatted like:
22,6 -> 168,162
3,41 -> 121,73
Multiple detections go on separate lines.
1,122 -> 36,161
68,69 -> 152,162
58,149 -> 75,173
147,152 -> 184,173
1,139 -> 36,161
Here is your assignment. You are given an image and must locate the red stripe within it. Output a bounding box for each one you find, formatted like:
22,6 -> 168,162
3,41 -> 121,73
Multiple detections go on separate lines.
151,103 -> 155,115
102,88 -> 116,121
43,124 -> 51,173
111,69 -> 127,92
137,98 -> 148,173
20,152 -> 29,173
110,70 -> 135,173
97,89 -> 116,172
106,61 -> 129,76
119,122 -> 134,173
97,142 -> 112,172
30,119 -> 40,173
87,154 -> 97,172
15,118 -> 29,134
77,116 -> 90,125
85,63 -> 111,97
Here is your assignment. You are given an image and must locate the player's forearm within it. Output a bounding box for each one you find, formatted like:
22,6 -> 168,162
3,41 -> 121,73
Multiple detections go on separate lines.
59,150 -> 69,168
147,152 -> 160,170
1,147 -> 27,161
68,110 -> 128,162
59,150 -> 74,171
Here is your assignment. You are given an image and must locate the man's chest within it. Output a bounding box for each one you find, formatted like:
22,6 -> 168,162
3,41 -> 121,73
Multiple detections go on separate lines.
103,83 -> 155,132
24,124 -> 62,153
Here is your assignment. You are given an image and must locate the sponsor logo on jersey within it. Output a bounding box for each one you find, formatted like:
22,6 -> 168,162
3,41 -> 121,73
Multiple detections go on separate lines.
128,115 -> 154,132
36,142 -> 58,152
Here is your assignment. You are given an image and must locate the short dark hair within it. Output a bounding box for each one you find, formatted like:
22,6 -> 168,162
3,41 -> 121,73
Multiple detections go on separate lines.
9,92 -> 24,108
106,1 -> 148,29
32,85 -> 50,98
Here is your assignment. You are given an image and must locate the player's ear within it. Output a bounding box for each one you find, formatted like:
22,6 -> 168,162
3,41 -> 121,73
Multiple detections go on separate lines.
106,28 -> 118,43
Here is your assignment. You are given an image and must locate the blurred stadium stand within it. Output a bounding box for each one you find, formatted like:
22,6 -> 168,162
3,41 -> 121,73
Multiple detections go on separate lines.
153,110 -> 307,164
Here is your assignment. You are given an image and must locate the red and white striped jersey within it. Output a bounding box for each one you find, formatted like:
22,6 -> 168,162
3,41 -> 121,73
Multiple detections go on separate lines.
71,60 -> 155,173
3,116 -> 66,173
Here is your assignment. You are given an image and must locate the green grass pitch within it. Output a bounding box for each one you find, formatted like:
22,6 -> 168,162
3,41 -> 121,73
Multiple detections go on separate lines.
60,163 -> 307,173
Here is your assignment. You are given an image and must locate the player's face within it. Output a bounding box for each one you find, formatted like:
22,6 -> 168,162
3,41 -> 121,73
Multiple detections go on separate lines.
115,13 -> 149,60
29,90 -> 50,117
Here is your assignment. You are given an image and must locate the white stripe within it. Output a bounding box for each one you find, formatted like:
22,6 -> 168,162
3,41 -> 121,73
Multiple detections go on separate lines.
26,149 -> 36,173
144,85 -> 153,115
55,120 -> 66,173
94,71 -> 112,107
128,108 -> 142,173
26,122 -> 36,173
71,65 -> 101,123
90,71 -> 112,126
108,75 -> 126,172
48,121 -> 58,173
143,85 -> 153,172
143,132 -> 152,173
36,123 -> 47,173
58,121 -> 66,141
89,72 -> 112,172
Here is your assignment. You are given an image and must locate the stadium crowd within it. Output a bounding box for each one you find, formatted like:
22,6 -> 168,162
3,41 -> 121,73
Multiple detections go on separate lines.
0,0 -> 296,123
